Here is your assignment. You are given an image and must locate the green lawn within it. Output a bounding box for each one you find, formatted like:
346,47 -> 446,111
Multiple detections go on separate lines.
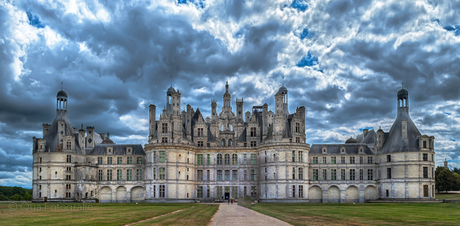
0,202 -> 195,226
435,192 -> 460,200
240,202 -> 460,226
135,204 -> 218,226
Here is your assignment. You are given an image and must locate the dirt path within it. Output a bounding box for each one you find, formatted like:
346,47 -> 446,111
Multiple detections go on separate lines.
209,203 -> 291,226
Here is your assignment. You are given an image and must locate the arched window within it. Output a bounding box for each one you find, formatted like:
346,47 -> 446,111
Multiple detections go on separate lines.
221,139 -> 225,147
232,154 -> 237,165
230,125 -> 233,131
228,139 -> 233,146
217,154 -> 222,165
224,154 -> 230,165
221,125 -> 224,131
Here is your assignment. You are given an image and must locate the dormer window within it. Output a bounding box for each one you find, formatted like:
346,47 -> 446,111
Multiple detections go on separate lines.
342,149 -> 345,153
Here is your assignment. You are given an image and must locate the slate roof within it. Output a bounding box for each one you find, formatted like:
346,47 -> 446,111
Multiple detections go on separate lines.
379,109 -> 421,153
86,144 -> 145,155
310,144 -> 374,155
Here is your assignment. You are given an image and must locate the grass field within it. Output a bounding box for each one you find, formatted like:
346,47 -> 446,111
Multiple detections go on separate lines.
0,202 -> 216,226
240,202 -> 460,226
435,192 -> 460,200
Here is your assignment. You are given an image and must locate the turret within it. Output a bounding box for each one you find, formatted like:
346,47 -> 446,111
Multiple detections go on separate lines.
236,98 -> 243,122
222,81 -> 232,113
78,124 -> 86,150
376,126 -> 384,151
211,100 -> 217,120
397,85 -> 409,114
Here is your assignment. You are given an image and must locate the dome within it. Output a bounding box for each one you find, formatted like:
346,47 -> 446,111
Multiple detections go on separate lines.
397,88 -> 408,97
345,137 -> 358,144
167,86 -> 175,95
278,85 -> 288,94
56,90 -> 68,98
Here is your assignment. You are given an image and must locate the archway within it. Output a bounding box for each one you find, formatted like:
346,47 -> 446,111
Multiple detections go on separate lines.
99,187 -> 112,203
364,186 -> 378,201
116,186 -> 127,203
309,186 -> 322,203
131,186 -> 146,202
345,186 -> 359,203
327,186 -> 340,203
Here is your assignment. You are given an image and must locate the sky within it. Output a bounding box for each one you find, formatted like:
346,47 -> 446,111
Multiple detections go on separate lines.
0,0 -> 459,188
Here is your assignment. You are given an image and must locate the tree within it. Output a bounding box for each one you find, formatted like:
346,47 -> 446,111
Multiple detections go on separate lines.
0,194 -> 8,200
23,192 -> 31,200
435,166 -> 457,193
9,194 -> 22,201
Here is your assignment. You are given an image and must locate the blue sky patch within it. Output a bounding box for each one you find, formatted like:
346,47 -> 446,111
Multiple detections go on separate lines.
27,12 -> 45,28
291,0 -> 308,12
296,51 -> 318,67
299,27 -> 314,39
444,25 -> 460,36
178,0 -> 205,9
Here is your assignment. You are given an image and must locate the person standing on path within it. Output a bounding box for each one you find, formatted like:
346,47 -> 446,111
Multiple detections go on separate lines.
231,199 -> 233,204
228,198 -> 230,205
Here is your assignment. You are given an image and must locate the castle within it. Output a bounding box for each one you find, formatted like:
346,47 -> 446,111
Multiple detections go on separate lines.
32,81 -> 435,203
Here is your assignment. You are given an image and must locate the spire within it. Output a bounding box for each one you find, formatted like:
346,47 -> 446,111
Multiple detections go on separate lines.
225,80 -> 229,93
61,82 -> 63,90
282,76 -> 285,86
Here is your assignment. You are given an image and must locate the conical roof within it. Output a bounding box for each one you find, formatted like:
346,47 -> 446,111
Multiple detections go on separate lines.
380,109 -> 421,153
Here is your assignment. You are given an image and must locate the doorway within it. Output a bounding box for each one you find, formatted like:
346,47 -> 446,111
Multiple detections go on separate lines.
225,186 -> 230,200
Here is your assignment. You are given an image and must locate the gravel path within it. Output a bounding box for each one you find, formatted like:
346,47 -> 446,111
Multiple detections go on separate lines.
209,203 -> 291,226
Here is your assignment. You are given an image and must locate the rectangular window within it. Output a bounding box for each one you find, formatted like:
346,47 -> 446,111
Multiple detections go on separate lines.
98,170 -> 103,181
117,157 -> 123,164
368,157 -> 373,164
159,167 -> 165,180
368,169 -> 373,180
197,154 -> 203,165
331,169 -> 337,180
66,155 -> 71,163
232,154 -> 238,165
153,151 -> 157,163
97,157 -> 102,164
312,157 -> 318,164
207,154 -> 210,165
153,168 -> 156,180
250,141 -> 257,147
323,156 -> 327,164
107,169 -> 112,181
387,155 -> 391,162
423,154 -> 428,161
197,170 -> 203,181
341,157 -> 345,164
292,150 -> 296,162
350,157 -> 355,164
251,186 -> 257,198
322,169 -> 327,180
137,157 -> 142,164
197,141 -> 203,147
331,157 -> 336,164
244,170 -> 247,181
341,169 -> 345,180
292,167 -> 296,179
225,170 -> 230,181
298,168 -> 303,180
117,169 -> 122,181
250,127 -> 256,137
137,169 -> 142,180
66,141 -> 71,150
217,170 -> 222,181
424,185 -> 429,197
251,170 -> 257,181
359,169 -> 364,180
162,123 -> 168,133
198,128 -> 204,137
299,185 -> 304,198
159,185 -> 165,198
217,186 -> 223,199
298,151 -> 303,162
360,157 -> 363,164
197,186 -> 203,198
207,186 -> 210,198
387,168 -> 392,179
350,169 -> 355,180
243,154 -> 247,164
313,169 -> 318,180
423,140 -> 427,148
251,154 -> 257,165
159,151 -> 166,163
292,185 -> 296,197
127,157 -> 132,164
107,157 -> 112,164
296,137 -> 300,143
423,167 -> 428,178
232,186 -> 238,198
127,169 -> 132,181
295,122 -> 300,133
161,137 -> 167,143
232,170 -> 238,181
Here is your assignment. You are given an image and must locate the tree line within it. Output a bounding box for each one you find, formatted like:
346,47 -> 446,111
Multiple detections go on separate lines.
435,166 -> 460,193
0,186 -> 32,201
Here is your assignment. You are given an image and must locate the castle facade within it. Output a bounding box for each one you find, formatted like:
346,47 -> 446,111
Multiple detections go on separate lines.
32,82 -> 435,203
